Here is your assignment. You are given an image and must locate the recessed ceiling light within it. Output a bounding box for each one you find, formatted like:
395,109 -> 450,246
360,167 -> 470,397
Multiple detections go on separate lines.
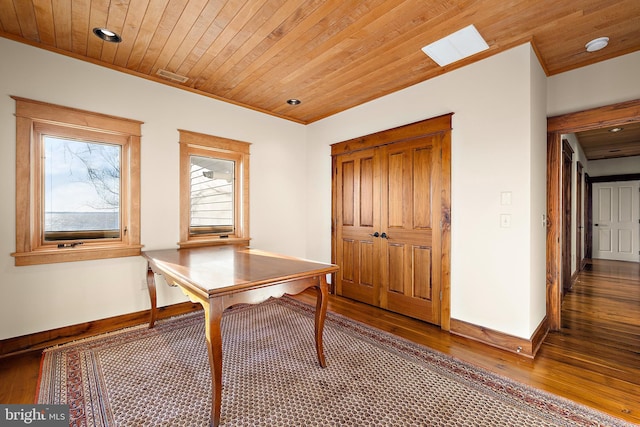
585,37 -> 609,52
93,27 -> 122,43
609,127 -> 624,133
421,25 -> 489,67
287,99 -> 301,105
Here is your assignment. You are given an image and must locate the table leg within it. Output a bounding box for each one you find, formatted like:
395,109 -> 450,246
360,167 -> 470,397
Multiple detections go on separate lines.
204,298 -> 224,427
314,274 -> 329,368
146,264 -> 157,328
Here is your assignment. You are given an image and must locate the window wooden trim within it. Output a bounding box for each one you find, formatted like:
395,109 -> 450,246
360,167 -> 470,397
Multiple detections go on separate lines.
178,130 -> 250,248
11,96 -> 143,266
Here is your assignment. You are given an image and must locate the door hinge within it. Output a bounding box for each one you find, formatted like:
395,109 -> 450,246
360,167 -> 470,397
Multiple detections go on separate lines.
439,291 -> 442,301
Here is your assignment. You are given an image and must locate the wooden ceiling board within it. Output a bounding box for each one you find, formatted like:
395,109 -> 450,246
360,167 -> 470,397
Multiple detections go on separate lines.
204,0 -> 339,97
13,0 -> 38,41
191,0 -> 287,92
32,1 -> 55,46
1,0 -> 639,127
86,0 -> 109,60
69,0 -> 90,55
576,123 -> 640,160
122,0 -> 167,70
111,0 -> 149,67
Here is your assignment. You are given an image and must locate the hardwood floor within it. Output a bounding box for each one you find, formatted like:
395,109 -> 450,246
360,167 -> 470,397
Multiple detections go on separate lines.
1,259 -> 638,423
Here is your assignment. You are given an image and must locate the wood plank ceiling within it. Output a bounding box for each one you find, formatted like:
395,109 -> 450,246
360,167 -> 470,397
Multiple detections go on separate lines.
575,122 -> 640,161
1,0 -> 639,135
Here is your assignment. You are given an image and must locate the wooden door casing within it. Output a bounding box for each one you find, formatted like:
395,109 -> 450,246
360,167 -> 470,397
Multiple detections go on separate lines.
561,139 -> 574,294
331,114 -> 451,327
576,162 -> 583,271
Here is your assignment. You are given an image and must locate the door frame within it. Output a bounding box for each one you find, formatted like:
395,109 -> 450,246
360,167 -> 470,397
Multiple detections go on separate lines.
561,139 -> 574,294
546,99 -> 640,330
576,161 -> 583,272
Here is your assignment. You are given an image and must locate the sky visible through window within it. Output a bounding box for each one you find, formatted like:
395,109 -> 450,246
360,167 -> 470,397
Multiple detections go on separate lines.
44,136 -> 120,232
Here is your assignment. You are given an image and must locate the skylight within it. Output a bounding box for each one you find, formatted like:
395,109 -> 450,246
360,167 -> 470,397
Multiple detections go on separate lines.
421,25 -> 489,67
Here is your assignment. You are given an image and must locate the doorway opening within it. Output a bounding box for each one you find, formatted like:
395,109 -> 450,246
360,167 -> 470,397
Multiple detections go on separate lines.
546,99 -> 640,331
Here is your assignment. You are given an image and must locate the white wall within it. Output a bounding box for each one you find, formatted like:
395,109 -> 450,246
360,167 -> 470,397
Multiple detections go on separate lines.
547,51 -> 640,117
527,47 -> 548,334
588,155 -> 640,177
307,44 -> 547,339
0,37 -> 307,340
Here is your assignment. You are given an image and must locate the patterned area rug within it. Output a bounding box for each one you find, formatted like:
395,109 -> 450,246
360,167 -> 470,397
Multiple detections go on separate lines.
37,297 -> 633,426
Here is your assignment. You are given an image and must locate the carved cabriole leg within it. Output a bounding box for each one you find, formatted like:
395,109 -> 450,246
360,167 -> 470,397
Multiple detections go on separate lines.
204,298 -> 224,427
314,275 -> 329,368
146,264 -> 157,328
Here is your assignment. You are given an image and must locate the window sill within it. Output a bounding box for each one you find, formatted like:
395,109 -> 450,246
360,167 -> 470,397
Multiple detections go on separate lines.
11,245 -> 143,266
177,238 -> 250,249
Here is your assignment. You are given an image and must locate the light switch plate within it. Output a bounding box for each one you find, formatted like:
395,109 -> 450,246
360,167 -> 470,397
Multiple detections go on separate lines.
500,214 -> 511,228
500,191 -> 512,206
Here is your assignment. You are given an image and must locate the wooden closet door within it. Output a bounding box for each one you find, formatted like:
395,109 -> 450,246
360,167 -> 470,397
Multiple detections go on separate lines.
331,114 -> 451,328
379,135 -> 442,324
334,148 -> 381,305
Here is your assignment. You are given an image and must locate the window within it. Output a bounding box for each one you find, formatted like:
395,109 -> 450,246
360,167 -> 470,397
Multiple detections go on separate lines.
178,130 -> 250,248
11,97 -> 143,266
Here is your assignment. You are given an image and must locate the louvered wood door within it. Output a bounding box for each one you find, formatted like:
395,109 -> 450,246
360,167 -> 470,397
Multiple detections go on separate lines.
334,148 -> 381,306
378,136 -> 442,324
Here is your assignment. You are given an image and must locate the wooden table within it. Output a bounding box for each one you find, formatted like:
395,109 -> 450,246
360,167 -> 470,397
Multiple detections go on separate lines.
142,245 -> 339,426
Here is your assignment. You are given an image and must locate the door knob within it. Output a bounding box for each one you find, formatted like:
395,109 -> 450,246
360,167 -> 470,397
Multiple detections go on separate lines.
370,232 -> 380,237
380,232 -> 389,239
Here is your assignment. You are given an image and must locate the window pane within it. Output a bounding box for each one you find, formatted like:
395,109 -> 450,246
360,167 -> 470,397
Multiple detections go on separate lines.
43,136 -> 120,241
190,155 -> 234,235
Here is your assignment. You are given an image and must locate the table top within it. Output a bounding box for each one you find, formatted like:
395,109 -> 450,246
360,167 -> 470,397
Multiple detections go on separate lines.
142,245 -> 338,297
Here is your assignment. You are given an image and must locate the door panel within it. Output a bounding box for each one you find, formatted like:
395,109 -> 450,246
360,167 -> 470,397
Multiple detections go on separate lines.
387,243 -> 404,293
335,149 -> 380,305
341,239 -> 355,282
341,161 -> 355,226
359,157 -> 375,226
360,240 -> 375,286
380,136 -> 441,324
413,147 -> 432,229
413,246 -> 432,300
593,181 -> 640,262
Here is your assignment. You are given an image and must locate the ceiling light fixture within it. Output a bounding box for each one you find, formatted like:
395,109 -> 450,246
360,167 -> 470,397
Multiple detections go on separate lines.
287,99 -> 301,105
585,37 -> 609,52
93,27 -> 122,43
609,127 -> 624,133
421,25 -> 489,67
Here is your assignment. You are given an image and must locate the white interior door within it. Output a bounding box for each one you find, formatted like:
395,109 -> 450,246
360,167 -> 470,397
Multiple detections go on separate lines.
592,181 -> 640,262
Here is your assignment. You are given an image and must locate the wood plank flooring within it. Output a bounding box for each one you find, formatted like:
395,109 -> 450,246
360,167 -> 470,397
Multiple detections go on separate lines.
1,259 -> 638,423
